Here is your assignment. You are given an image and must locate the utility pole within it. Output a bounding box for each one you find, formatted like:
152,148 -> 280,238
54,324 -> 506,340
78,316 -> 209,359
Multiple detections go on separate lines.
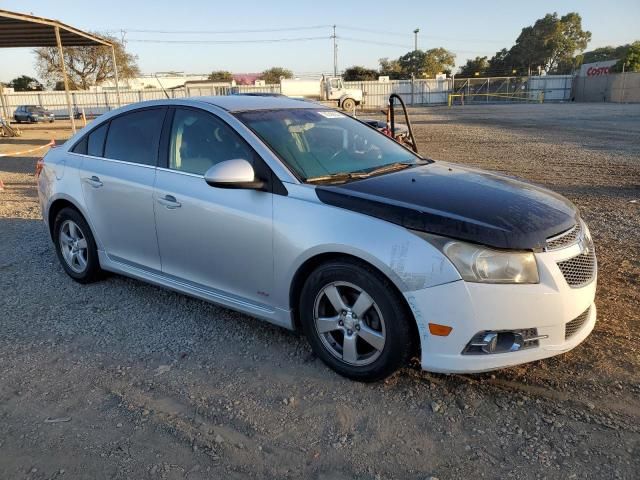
413,28 -> 420,52
332,25 -> 337,76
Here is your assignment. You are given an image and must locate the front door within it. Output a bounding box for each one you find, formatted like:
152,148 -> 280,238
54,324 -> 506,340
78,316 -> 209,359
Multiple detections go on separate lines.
153,107 -> 273,306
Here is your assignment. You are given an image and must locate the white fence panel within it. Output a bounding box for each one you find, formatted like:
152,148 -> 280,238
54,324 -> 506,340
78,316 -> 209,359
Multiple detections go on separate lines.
0,76 -> 576,119
528,75 -> 573,101
345,79 -> 451,107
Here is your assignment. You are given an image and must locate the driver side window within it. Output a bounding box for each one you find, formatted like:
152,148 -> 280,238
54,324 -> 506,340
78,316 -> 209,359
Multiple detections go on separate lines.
169,108 -> 252,175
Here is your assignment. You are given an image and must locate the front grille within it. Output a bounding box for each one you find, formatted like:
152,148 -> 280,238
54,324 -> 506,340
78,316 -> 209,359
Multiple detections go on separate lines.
557,247 -> 596,287
546,223 -> 582,251
565,307 -> 591,340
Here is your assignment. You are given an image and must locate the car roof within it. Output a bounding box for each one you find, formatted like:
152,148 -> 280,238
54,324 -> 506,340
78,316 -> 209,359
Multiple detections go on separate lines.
194,95 -> 322,112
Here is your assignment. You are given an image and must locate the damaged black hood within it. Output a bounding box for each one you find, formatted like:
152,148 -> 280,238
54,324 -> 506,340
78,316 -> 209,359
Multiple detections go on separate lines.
315,161 -> 579,250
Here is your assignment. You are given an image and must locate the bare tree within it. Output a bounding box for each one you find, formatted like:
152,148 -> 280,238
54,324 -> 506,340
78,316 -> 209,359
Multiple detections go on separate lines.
34,34 -> 140,90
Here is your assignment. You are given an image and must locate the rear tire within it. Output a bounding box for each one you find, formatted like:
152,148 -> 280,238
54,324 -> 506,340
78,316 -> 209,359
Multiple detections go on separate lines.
53,207 -> 103,283
299,259 -> 412,382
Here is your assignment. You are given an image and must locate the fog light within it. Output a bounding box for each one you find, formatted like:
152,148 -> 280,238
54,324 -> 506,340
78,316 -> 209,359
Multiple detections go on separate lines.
462,329 -> 547,355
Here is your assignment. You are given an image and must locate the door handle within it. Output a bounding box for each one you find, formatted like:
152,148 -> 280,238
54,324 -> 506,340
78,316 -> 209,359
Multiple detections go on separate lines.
157,194 -> 181,209
83,175 -> 103,188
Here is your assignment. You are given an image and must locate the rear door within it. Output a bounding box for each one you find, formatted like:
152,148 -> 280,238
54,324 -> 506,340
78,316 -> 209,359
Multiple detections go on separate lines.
79,107 -> 167,271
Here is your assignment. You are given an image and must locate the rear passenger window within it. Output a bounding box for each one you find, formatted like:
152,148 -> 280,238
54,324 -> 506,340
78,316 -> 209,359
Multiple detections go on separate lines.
104,108 -> 165,166
88,123 -> 108,157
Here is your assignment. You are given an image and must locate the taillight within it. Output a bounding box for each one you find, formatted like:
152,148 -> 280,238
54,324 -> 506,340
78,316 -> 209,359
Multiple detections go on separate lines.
35,157 -> 45,178
35,139 -> 55,178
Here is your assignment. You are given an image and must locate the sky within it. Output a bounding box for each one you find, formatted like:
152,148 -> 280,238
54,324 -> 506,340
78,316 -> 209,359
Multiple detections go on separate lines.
1,0 -> 639,83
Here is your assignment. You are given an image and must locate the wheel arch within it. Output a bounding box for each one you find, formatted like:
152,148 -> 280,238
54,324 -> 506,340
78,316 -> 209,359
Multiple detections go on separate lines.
288,252 -> 421,356
47,197 -> 89,240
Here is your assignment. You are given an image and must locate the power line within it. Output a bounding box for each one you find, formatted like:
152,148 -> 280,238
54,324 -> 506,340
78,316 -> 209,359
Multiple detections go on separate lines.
337,25 -> 413,38
103,24 -> 510,46
102,25 -> 332,35
339,36 -> 412,49
337,25 -> 510,45
127,36 -> 330,44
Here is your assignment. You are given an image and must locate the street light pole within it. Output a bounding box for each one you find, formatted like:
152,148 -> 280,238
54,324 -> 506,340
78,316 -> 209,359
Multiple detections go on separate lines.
413,28 -> 420,51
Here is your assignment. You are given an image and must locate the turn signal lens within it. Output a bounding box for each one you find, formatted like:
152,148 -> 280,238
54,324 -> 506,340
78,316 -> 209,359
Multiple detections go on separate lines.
429,323 -> 453,336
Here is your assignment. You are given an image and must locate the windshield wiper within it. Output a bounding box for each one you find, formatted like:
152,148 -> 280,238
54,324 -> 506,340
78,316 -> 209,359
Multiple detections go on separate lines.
305,171 -> 369,184
305,162 -> 420,185
363,161 -> 415,177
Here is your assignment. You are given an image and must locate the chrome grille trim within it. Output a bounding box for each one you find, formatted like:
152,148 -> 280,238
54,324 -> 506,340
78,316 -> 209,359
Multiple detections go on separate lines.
546,222 -> 582,251
557,245 -> 596,288
565,307 -> 591,340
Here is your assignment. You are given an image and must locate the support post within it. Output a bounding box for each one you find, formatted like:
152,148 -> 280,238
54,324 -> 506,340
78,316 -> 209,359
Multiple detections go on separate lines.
411,74 -> 415,105
0,82 -> 9,119
111,44 -> 122,107
55,26 -> 76,133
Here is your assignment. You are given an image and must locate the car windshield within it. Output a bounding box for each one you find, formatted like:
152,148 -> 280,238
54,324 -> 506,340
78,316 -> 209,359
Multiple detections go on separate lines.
236,109 -> 423,183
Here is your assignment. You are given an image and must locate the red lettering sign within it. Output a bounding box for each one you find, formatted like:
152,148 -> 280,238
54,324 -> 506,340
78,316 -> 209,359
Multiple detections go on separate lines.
587,66 -> 610,76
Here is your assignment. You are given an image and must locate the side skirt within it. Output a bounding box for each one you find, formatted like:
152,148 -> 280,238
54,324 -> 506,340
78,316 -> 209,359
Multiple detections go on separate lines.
98,251 -> 294,330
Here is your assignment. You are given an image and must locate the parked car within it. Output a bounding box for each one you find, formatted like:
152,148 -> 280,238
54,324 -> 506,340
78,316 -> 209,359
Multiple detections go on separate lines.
37,96 -> 597,381
14,105 -> 55,123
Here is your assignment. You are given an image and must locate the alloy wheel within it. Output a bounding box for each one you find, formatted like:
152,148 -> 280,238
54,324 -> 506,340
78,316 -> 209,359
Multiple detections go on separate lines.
313,281 -> 386,366
59,219 -> 89,273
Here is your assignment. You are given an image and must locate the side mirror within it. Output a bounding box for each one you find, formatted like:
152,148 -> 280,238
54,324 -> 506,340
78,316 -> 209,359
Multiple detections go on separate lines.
204,159 -> 265,190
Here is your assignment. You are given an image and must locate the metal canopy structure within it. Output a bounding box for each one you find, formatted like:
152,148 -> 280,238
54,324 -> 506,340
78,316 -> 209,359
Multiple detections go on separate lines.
0,9 -> 121,133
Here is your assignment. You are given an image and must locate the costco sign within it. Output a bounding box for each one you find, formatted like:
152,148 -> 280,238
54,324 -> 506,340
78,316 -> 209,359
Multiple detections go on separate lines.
579,59 -> 618,77
587,66 -> 611,76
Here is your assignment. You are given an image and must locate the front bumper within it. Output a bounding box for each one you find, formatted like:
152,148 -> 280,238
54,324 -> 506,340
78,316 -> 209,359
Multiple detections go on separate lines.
405,241 -> 597,373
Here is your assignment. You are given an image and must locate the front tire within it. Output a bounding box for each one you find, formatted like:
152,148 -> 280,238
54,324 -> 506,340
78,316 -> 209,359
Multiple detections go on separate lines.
53,207 -> 102,283
299,259 -> 413,382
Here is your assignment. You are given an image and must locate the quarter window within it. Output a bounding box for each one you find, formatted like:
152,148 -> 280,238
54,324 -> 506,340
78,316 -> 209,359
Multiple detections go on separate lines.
169,108 -> 253,175
88,123 -> 108,157
104,108 -> 165,166
71,122 -> 109,156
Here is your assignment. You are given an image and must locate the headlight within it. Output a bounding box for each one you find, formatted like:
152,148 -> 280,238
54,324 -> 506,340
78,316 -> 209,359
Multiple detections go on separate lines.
443,240 -> 539,284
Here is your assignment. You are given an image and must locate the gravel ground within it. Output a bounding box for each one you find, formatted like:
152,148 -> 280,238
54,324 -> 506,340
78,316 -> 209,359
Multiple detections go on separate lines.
1,103 -> 639,480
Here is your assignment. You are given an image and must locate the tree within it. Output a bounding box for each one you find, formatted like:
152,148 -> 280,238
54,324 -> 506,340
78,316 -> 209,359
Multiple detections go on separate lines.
343,66 -> 378,81
378,57 -> 403,79
396,48 -> 455,78
34,34 -> 139,90
488,48 -> 516,76
422,48 -> 456,77
582,45 -> 629,64
458,56 -> 489,77
260,67 -> 293,84
208,70 -> 233,82
54,80 -> 78,91
8,75 -> 43,91
508,12 -> 591,74
617,41 -> 640,72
